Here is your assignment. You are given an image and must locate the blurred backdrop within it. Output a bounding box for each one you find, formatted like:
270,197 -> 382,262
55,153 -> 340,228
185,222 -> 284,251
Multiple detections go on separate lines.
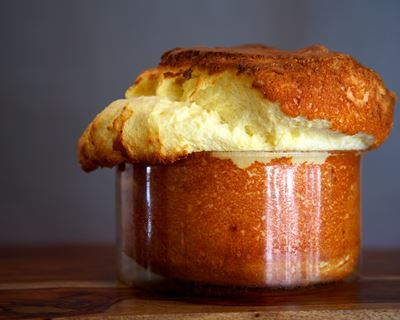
0,0 -> 398,247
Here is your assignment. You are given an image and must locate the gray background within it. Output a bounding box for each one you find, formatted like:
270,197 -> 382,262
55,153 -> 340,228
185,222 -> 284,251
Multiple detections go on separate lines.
0,0 -> 398,247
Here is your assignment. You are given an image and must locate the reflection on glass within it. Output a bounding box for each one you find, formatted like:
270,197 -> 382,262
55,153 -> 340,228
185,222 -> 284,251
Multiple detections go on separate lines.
117,151 -> 361,291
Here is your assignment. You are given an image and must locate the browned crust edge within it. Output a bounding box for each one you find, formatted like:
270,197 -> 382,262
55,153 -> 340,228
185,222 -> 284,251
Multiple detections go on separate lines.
159,45 -> 396,148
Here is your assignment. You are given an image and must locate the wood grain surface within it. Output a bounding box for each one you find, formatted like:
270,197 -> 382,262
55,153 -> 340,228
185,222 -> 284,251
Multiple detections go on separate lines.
0,246 -> 399,319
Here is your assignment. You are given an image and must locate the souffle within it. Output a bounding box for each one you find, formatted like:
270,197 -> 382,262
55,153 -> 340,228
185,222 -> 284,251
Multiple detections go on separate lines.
78,45 -> 395,288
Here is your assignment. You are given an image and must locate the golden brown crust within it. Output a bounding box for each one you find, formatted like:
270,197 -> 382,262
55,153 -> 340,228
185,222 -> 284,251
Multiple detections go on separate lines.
78,45 -> 396,171
78,125 -> 99,172
159,44 -> 396,148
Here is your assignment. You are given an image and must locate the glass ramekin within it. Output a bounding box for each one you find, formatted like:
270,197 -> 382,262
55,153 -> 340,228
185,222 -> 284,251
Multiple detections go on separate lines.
116,151 -> 361,291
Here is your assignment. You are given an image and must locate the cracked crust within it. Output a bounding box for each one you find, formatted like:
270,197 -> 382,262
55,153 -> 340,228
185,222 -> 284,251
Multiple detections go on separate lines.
159,45 -> 396,146
78,44 -> 396,172
78,99 -> 188,172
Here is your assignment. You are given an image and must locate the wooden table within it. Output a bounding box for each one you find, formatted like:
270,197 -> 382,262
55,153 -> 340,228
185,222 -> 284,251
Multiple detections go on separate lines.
0,246 -> 399,319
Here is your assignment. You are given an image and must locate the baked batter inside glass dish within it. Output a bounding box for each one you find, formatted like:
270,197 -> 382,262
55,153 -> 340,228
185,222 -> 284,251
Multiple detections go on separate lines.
118,151 -> 360,288
78,45 -> 395,290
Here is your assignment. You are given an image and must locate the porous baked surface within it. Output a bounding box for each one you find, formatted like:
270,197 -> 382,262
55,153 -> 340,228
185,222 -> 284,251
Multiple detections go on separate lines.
78,45 -> 395,171
119,152 -> 361,287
